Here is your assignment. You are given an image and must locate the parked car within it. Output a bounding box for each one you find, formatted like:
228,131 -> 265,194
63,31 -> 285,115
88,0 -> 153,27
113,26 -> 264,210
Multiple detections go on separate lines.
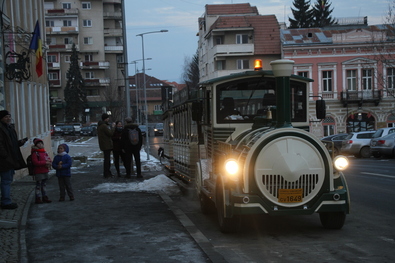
80,126 -> 97,136
154,123 -> 163,136
370,132 -> 395,158
371,127 -> 395,141
139,125 -> 147,136
54,123 -> 64,136
321,133 -> 348,156
73,123 -> 82,134
61,125 -> 75,136
341,131 -> 375,158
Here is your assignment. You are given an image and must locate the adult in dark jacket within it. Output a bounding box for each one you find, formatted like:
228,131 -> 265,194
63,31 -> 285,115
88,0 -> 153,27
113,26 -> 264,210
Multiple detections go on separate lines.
112,121 -> 129,177
0,110 -> 28,209
121,118 -> 143,178
97,113 -> 114,178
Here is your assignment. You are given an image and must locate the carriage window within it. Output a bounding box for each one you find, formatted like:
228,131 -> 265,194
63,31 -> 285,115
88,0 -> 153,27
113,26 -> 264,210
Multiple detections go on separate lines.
216,77 -> 307,124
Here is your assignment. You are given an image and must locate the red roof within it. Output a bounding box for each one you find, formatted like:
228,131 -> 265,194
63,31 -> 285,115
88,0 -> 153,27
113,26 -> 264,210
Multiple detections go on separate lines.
205,3 -> 259,16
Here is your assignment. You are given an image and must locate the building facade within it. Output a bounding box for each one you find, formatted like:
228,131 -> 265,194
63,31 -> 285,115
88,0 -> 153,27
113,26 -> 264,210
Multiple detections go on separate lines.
44,0 -> 128,124
0,0 -> 51,179
282,21 -> 395,137
198,3 -> 281,82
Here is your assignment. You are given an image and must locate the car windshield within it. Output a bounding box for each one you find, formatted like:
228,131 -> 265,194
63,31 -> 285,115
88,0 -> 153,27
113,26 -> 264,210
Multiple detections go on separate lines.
139,125 -> 147,131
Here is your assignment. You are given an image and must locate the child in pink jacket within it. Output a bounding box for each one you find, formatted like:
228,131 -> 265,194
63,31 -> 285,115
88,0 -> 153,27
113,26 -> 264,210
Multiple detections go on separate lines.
31,138 -> 52,204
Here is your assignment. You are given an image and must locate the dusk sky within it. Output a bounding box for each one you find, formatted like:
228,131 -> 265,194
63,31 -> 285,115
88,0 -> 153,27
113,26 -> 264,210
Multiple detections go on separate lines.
125,0 -> 391,83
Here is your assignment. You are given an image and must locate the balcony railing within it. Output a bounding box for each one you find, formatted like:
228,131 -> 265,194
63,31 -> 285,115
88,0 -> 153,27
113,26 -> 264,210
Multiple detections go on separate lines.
48,44 -> 78,51
341,90 -> 382,106
49,79 -> 61,87
45,8 -> 79,15
80,61 -> 110,69
48,62 -> 60,69
103,28 -> 122,36
84,78 -> 110,86
211,43 -> 254,57
46,26 -> 79,34
104,45 -> 123,52
103,12 -> 122,19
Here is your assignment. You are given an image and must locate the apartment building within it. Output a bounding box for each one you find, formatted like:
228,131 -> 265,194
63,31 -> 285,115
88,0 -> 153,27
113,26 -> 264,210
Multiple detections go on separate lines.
198,3 -> 281,82
0,0 -> 51,179
282,19 -> 395,137
44,0 -> 128,123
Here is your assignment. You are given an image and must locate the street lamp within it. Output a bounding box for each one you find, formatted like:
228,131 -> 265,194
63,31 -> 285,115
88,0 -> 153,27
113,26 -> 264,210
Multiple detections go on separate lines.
136,29 -> 168,160
130,58 -> 152,124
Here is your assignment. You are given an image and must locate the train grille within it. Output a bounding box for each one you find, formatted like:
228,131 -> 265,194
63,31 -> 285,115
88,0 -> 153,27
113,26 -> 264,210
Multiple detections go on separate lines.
262,173 -> 319,198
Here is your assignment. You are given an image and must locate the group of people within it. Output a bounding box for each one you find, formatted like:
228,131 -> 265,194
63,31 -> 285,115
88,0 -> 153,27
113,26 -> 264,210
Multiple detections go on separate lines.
97,113 -> 143,179
0,110 -> 74,209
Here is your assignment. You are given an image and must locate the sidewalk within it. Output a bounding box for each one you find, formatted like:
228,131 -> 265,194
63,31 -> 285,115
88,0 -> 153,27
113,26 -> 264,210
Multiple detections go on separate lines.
0,159 -> 217,263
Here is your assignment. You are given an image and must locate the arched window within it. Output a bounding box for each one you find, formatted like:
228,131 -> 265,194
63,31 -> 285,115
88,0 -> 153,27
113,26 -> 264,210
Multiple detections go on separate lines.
387,113 -> 395,127
346,112 -> 375,132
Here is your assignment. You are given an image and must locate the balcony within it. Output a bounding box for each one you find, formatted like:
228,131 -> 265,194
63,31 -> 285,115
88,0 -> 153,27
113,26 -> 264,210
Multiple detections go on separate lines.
104,45 -> 123,53
48,62 -> 60,69
48,44 -> 78,51
211,43 -> 254,57
103,0 -> 122,3
103,28 -> 122,37
46,26 -> 79,34
103,12 -> 122,19
84,78 -> 110,86
80,61 -> 110,69
45,8 -> 79,16
341,90 -> 382,106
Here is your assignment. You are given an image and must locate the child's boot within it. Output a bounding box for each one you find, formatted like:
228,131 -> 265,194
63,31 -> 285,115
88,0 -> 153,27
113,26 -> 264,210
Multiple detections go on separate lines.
43,196 -> 52,203
35,197 -> 43,204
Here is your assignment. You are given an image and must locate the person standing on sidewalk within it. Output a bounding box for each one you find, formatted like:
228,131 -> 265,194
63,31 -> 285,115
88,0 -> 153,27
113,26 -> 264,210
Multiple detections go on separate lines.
0,110 -> 28,210
31,138 -> 52,204
52,144 -> 74,201
97,113 -> 114,178
112,121 -> 130,177
121,118 -> 143,178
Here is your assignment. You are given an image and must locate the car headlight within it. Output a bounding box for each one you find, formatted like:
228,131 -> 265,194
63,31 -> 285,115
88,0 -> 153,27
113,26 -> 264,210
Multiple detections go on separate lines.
224,159 -> 239,180
333,155 -> 349,171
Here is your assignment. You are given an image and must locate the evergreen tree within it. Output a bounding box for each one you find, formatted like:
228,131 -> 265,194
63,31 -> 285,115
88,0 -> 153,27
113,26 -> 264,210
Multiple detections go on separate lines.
64,43 -> 87,122
311,0 -> 336,27
289,0 -> 314,28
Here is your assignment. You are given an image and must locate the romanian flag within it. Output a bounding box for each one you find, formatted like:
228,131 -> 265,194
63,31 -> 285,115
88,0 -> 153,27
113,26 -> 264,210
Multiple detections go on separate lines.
29,21 -> 43,77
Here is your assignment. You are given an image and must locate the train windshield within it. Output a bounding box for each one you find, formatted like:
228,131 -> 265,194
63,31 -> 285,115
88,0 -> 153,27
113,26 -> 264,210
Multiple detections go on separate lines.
216,77 -> 307,124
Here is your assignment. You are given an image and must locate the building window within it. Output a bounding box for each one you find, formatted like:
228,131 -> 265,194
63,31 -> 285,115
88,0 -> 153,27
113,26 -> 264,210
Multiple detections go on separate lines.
47,55 -> 57,63
84,37 -> 93,44
387,68 -> 395,89
48,72 -> 58,80
237,59 -> 249,69
85,72 -> 94,79
64,55 -> 70,63
86,89 -> 99,96
216,60 -> 225,70
362,69 -> 372,90
298,72 -> 308,78
64,37 -> 73,44
84,55 -> 93,61
322,71 -> 332,92
154,105 -> 162,111
62,3 -> 71,9
236,34 -> 248,44
63,20 -> 72,27
46,20 -> 54,27
346,69 -> 357,91
215,36 -> 223,45
323,116 -> 335,136
82,2 -> 91,9
83,20 -> 92,27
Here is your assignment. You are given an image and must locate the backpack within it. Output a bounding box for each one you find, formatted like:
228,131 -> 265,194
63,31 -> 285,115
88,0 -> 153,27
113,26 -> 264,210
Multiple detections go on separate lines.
26,152 -> 39,176
128,128 -> 140,146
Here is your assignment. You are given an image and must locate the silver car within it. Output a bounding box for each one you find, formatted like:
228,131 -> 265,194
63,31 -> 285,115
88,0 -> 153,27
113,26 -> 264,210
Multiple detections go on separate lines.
370,132 -> 395,158
341,131 -> 375,158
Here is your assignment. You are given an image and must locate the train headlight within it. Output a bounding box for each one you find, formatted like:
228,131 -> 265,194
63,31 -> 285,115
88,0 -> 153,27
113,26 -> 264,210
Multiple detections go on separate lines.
224,159 -> 239,180
333,155 -> 349,171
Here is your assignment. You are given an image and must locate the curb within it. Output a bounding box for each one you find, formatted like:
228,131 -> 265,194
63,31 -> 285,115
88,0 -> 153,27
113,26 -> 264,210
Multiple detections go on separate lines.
19,188 -> 34,263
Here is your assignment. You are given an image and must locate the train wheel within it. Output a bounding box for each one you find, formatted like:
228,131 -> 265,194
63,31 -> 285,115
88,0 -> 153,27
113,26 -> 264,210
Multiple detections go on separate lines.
216,182 -> 239,233
319,212 -> 346,229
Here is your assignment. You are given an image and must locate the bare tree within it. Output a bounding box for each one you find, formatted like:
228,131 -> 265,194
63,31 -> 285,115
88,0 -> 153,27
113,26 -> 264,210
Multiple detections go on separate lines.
101,77 -> 125,122
182,49 -> 200,90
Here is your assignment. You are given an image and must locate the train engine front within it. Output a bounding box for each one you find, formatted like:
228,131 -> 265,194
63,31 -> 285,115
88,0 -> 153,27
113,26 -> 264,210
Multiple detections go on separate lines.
195,60 -> 350,233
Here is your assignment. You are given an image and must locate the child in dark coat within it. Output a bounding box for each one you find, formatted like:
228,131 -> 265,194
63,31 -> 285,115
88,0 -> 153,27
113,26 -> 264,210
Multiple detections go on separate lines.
31,138 -> 52,204
52,144 -> 74,201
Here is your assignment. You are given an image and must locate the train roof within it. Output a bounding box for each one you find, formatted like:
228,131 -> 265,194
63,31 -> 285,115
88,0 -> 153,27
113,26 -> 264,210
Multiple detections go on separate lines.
198,70 -> 314,86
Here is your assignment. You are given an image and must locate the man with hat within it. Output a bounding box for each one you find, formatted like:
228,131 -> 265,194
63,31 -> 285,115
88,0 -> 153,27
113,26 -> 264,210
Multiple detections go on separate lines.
121,117 -> 143,178
97,113 -> 114,178
0,110 -> 28,209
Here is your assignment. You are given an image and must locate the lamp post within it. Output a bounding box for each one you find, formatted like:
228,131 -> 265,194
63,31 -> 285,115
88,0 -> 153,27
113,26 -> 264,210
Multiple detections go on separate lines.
130,58 -> 152,124
270,59 -> 295,129
136,29 -> 168,160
